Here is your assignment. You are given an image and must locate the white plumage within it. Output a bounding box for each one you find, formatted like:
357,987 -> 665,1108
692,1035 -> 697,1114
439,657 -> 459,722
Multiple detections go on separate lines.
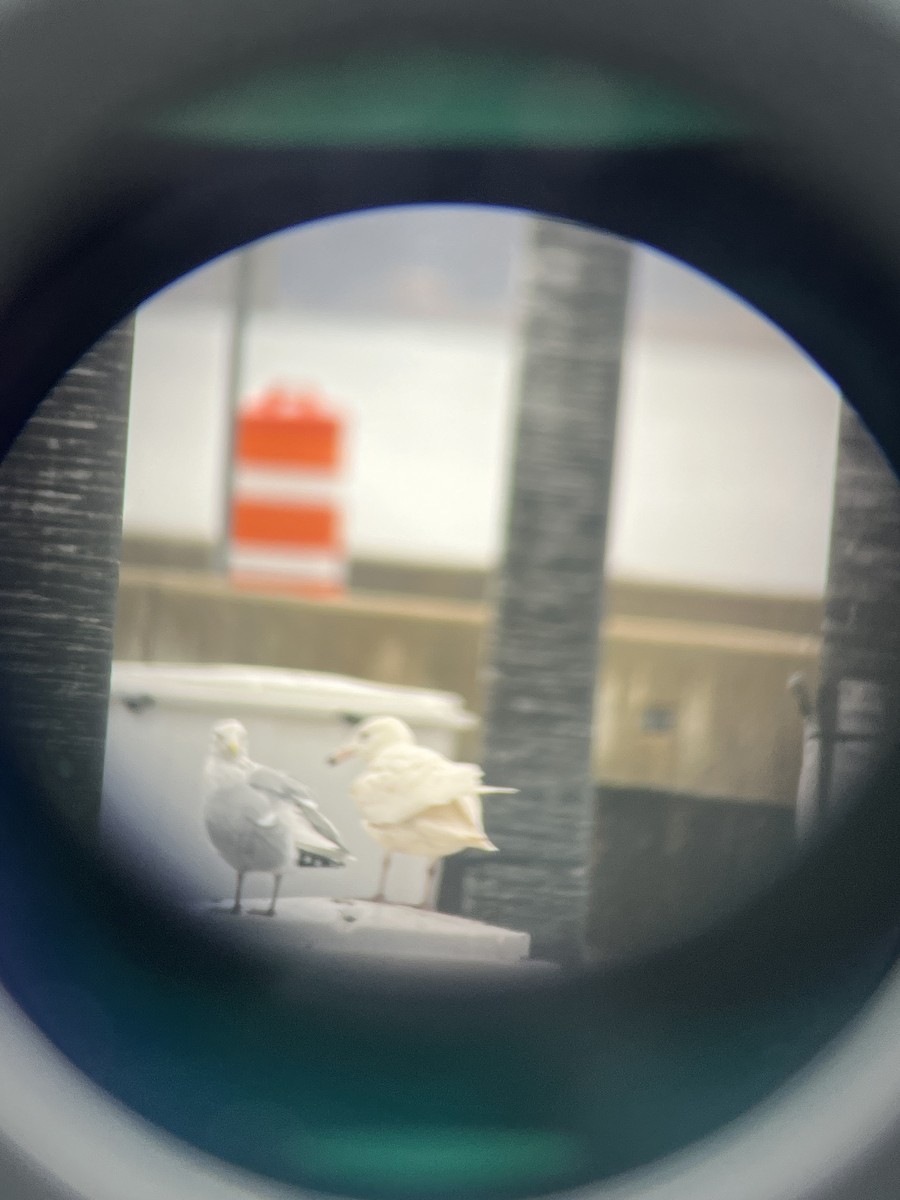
203,719 -> 350,915
327,715 -> 515,906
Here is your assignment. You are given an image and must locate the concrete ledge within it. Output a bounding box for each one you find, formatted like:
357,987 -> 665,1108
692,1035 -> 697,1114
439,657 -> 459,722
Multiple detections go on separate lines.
197,896 -> 532,964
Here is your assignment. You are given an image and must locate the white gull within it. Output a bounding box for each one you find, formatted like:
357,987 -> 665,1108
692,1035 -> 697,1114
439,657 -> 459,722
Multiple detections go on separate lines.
327,715 -> 515,907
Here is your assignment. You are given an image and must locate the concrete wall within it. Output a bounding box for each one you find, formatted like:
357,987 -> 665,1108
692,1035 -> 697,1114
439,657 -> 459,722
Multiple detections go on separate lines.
594,616 -> 818,804
588,784 -> 795,961
114,568 -> 818,805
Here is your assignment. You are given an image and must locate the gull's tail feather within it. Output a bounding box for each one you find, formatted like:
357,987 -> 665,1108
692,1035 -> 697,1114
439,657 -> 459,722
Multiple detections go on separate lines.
467,836 -> 499,852
297,849 -> 354,868
477,786 -> 518,795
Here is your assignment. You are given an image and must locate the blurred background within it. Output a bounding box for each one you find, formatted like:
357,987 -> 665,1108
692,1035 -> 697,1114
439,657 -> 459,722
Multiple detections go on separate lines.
98,204 -> 866,965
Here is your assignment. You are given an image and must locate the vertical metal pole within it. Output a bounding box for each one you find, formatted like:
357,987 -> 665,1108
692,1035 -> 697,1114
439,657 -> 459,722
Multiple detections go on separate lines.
216,247 -> 255,573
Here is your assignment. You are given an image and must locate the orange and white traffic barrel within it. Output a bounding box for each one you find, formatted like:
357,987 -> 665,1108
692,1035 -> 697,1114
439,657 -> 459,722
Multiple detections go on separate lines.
229,386 -> 347,597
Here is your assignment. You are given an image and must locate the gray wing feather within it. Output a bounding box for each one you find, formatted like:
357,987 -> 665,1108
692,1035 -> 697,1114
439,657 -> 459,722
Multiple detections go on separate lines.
248,764 -> 351,856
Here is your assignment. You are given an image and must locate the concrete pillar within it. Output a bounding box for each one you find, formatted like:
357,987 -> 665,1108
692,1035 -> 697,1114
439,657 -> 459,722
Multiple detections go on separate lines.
0,321 -> 133,834
440,219 -> 632,963
816,404 -> 900,824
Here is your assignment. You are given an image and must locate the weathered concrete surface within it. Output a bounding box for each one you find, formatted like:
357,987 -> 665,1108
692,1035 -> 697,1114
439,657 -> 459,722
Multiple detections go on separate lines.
121,535 -> 825,630
195,896 -> 532,964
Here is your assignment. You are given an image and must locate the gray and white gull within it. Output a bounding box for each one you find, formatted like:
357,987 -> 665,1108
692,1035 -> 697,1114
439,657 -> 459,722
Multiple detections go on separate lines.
204,718 -> 351,915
